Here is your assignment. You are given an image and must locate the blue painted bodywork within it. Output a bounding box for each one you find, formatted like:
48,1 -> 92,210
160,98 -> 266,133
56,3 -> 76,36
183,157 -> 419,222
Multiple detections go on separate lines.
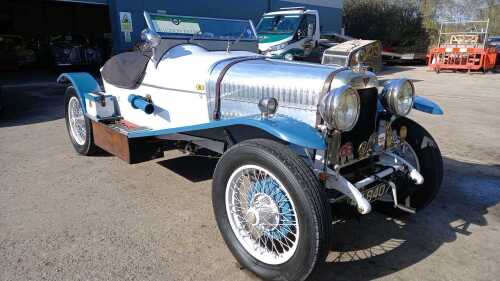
128,115 -> 326,150
57,72 -> 101,112
413,96 -> 444,115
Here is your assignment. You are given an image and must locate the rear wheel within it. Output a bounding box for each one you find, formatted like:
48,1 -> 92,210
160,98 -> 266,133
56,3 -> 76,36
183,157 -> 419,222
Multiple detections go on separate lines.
213,139 -> 331,281
64,86 -> 97,155
375,118 -> 443,217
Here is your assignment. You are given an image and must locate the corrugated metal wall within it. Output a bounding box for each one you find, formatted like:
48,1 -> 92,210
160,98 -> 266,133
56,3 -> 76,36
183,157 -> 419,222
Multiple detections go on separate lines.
105,0 -> 342,52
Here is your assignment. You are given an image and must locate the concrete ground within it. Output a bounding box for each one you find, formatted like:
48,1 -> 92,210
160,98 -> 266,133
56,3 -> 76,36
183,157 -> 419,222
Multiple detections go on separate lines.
0,66 -> 499,281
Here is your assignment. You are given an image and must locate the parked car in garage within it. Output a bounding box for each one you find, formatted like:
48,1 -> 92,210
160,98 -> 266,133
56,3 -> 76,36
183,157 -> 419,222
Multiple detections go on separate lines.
58,12 -> 444,281
0,35 -> 37,70
49,34 -> 103,67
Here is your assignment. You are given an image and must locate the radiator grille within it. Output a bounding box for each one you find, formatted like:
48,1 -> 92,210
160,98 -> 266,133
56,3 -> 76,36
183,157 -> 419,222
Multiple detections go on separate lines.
340,87 -> 378,159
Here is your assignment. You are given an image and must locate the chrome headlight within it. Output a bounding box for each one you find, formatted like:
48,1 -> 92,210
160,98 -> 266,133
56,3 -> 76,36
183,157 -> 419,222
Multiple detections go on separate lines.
319,85 -> 360,131
381,79 -> 415,116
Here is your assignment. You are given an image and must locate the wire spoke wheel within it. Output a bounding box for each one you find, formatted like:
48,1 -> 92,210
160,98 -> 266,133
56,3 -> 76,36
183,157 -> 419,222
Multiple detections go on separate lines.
68,96 -> 87,146
225,164 -> 299,265
214,139 -> 331,280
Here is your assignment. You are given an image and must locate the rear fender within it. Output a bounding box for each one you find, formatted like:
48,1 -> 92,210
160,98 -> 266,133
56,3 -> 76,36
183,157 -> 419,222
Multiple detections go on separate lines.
57,72 -> 101,113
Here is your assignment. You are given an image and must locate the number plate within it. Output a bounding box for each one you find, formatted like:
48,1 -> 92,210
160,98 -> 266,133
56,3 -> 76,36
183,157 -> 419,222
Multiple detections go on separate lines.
349,183 -> 389,206
363,183 -> 389,202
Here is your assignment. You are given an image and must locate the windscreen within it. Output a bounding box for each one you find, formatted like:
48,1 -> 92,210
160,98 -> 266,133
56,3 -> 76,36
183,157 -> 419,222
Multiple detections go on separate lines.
145,12 -> 257,41
256,14 -> 302,34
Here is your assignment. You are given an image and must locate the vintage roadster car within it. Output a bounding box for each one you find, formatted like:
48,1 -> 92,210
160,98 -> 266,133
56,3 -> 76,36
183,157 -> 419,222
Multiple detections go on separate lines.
58,12 -> 444,281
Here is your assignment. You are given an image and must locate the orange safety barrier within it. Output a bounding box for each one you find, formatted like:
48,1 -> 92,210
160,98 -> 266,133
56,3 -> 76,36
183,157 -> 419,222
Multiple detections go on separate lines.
428,47 -> 497,73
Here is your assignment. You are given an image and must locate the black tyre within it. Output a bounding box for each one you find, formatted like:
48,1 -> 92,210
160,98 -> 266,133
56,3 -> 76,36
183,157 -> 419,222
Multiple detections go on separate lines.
212,139 -> 332,281
64,86 -> 98,155
375,117 -> 443,217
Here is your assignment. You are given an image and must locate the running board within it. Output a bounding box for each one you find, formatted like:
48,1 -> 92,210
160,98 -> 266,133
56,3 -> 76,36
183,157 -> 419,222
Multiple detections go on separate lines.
91,120 -> 165,164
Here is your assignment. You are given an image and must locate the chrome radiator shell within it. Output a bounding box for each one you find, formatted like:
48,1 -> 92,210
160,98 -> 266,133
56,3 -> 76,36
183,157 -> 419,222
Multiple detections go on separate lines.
207,58 -> 379,127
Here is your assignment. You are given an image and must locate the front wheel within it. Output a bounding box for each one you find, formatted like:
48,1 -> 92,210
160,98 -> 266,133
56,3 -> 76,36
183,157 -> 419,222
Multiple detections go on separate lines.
375,118 -> 443,217
212,139 -> 332,281
64,86 -> 98,155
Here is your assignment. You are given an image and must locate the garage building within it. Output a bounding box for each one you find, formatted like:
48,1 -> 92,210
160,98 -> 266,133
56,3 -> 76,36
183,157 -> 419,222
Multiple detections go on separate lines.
1,0 -> 342,60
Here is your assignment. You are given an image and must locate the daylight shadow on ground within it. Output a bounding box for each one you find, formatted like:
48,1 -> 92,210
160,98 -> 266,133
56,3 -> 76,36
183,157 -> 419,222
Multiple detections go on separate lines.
313,157 -> 500,281
0,84 -> 66,128
157,154 -> 500,280
157,154 -> 219,183
0,69 -> 101,128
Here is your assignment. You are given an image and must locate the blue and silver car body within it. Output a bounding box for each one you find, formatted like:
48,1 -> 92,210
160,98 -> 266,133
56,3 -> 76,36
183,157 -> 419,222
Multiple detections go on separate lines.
58,11 -> 443,209
59,12 -> 444,280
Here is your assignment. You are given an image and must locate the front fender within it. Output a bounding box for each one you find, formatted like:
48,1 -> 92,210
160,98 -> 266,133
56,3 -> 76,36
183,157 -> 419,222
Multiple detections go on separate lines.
57,72 -> 101,112
413,96 -> 444,115
128,115 -> 326,150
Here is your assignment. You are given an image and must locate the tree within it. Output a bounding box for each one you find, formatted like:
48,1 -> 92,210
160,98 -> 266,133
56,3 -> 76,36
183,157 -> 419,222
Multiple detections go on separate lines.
343,0 -> 429,51
484,0 -> 500,35
343,0 -> 500,51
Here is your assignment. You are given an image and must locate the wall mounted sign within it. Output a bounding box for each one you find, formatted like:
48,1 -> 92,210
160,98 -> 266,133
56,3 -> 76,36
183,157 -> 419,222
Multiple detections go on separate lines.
120,12 -> 133,32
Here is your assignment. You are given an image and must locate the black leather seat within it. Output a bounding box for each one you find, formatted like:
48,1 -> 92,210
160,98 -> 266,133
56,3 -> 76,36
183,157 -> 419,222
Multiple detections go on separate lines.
101,51 -> 151,89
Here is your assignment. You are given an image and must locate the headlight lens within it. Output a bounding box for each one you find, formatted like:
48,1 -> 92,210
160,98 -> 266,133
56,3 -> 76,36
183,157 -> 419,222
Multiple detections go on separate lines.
319,85 -> 360,131
381,79 -> 415,116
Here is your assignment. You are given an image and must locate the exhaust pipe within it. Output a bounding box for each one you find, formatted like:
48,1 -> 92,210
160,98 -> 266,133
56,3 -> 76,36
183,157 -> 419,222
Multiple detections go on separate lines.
128,94 -> 154,115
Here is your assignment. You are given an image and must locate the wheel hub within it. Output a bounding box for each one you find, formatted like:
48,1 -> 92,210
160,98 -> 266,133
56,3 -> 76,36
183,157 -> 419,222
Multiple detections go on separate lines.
246,193 -> 280,233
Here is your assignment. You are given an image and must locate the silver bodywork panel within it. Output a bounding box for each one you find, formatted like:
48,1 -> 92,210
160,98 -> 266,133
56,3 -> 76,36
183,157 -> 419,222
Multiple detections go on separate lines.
207,57 -> 378,126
